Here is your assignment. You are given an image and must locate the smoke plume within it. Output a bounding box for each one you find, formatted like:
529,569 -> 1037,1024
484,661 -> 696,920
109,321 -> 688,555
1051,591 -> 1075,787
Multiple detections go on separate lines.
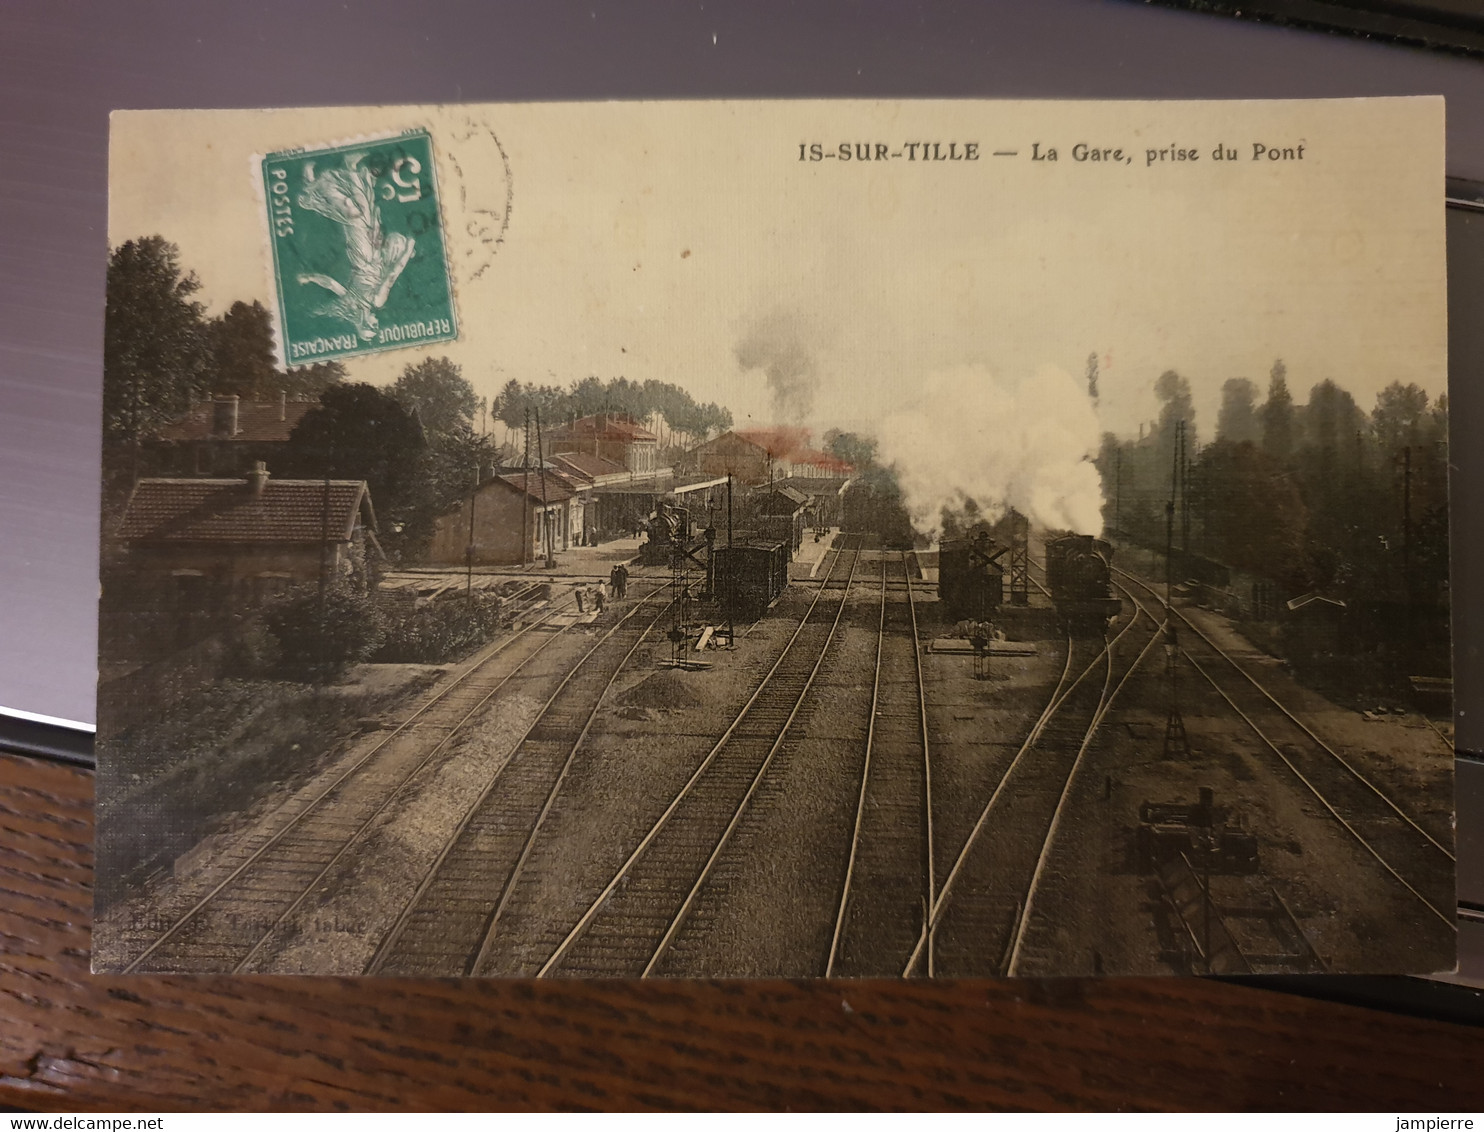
875,363 -> 1104,536
734,310 -> 818,421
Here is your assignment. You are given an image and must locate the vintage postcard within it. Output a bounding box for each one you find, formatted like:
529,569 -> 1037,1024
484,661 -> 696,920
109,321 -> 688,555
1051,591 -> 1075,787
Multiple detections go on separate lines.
96,99 -> 1455,977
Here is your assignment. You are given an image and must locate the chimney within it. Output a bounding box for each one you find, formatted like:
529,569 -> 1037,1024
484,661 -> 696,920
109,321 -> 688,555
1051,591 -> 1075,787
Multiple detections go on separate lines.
279,391 -> 287,422
247,460 -> 269,497
213,394 -> 240,438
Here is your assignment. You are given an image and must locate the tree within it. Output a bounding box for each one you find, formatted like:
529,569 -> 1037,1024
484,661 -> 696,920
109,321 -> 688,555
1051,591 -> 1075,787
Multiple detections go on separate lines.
1153,369 -> 1196,472
1371,381 -> 1431,454
1085,352 -> 1099,405
1260,359 -> 1295,464
207,300 -> 279,399
283,359 -> 347,401
1196,438 -> 1309,587
283,383 -> 427,538
391,356 -> 478,437
1216,378 -> 1260,445
823,429 -> 878,470
103,236 -> 210,443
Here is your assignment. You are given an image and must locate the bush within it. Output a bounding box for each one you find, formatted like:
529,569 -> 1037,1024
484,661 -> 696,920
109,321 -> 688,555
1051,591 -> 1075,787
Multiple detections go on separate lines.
374,590 -> 505,663
226,619 -> 281,676
264,585 -> 385,680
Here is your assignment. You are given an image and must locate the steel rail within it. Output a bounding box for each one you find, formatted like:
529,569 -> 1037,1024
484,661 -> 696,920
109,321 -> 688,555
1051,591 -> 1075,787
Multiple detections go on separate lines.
1004,597 -> 1165,974
901,592 -> 1153,976
465,594 -> 674,975
538,541 -> 861,978
1113,565 -> 1452,863
365,583 -> 672,974
1181,647 -> 1454,930
229,590 -> 592,975
905,550 -> 935,977
121,589 -> 578,974
1115,574 -> 1453,933
825,557 -> 888,977
640,544 -> 862,976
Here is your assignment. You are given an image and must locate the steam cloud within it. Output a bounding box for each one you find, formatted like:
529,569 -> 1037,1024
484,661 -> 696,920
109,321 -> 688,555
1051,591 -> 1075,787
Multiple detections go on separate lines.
734,311 -> 818,422
875,363 -> 1104,536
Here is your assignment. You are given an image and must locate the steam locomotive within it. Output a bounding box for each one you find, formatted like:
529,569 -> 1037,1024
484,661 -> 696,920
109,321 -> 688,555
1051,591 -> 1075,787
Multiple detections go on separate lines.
1044,534 -> 1121,635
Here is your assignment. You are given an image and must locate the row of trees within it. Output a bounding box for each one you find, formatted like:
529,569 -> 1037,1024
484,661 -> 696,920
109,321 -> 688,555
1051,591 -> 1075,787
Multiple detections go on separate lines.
1096,360 -> 1449,664
492,376 -> 732,451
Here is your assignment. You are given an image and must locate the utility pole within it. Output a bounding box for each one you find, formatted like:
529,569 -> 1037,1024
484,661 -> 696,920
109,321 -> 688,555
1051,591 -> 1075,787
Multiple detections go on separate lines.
466,462 -> 478,599
1402,445 -> 1413,611
537,407 -> 555,569
1166,420 -> 1182,606
727,473 -> 735,648
522,408 -> 531,569
1180,423 -> 1191,563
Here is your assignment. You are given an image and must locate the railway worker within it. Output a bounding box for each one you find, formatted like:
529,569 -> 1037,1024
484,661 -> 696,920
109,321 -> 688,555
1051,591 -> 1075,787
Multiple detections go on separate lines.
612,562 -> 629,599
575,587 -> 586,614
594,585 -> 606,614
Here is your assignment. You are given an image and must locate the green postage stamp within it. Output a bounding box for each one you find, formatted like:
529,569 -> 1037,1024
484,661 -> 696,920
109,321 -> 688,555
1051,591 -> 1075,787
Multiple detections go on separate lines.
259,128 -> 458,365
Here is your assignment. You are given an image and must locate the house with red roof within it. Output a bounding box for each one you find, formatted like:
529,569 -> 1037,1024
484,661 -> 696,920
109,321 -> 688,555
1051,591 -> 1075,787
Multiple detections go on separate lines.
546,412 -> 661,476
681,428 -> 854,485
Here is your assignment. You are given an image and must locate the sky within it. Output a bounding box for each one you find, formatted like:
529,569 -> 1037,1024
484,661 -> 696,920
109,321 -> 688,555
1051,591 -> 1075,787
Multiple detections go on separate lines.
109,98 -> 1447,529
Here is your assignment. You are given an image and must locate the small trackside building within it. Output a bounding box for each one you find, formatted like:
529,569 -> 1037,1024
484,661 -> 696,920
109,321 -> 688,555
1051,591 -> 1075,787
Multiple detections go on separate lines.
426,471 -> 581,567
106,462 -> 378,656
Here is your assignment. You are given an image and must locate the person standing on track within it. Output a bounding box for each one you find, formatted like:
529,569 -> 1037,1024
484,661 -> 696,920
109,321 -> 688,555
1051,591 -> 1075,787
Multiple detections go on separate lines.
611,562 -> 629,599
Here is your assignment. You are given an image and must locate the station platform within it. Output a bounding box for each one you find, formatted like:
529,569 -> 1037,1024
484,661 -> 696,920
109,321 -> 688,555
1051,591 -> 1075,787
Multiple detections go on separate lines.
792,528 -> 839,579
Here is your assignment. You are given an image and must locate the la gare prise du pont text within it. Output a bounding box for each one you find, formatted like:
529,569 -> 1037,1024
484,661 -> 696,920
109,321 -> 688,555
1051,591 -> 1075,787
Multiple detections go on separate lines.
797,141 -> 1306,165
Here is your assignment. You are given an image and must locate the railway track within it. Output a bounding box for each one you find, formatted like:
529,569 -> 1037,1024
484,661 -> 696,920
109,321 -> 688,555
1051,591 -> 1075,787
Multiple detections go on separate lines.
536,541 -> 864,977
1113,566 -> 1456,932
367,583 -> 675,975
118,586 -> 580,974
827,551 -> 933,977
905,567 -> 1161,977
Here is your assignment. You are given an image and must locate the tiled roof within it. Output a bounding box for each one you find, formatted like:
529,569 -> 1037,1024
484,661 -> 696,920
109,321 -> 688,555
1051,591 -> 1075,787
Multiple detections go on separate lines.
785,447 -> 854,475
494,471 -> 575,505
548,413 -> 658,443
155,399 -> 318,443
550,451 -> 628,481
763,485 -> 810,508
774,475 -> 851,495
735,427 -> 813,458
117,477 -> 367,543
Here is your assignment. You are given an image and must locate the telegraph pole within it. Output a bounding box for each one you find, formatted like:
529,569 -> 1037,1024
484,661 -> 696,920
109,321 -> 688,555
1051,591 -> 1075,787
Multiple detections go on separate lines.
1402,445 -> 1413,611
466,462 -> 477,599
522,409 -> 531,569
726,473 -> 734,648
537,407 -> 555,569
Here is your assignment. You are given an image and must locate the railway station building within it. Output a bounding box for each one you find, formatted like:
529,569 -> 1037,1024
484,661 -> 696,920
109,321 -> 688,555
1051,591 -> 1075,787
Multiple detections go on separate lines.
546,412 -> 662,476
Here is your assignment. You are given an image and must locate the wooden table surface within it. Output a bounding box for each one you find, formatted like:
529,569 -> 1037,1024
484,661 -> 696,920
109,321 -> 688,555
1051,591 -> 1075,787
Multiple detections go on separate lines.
1,749 -> 1482,1112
